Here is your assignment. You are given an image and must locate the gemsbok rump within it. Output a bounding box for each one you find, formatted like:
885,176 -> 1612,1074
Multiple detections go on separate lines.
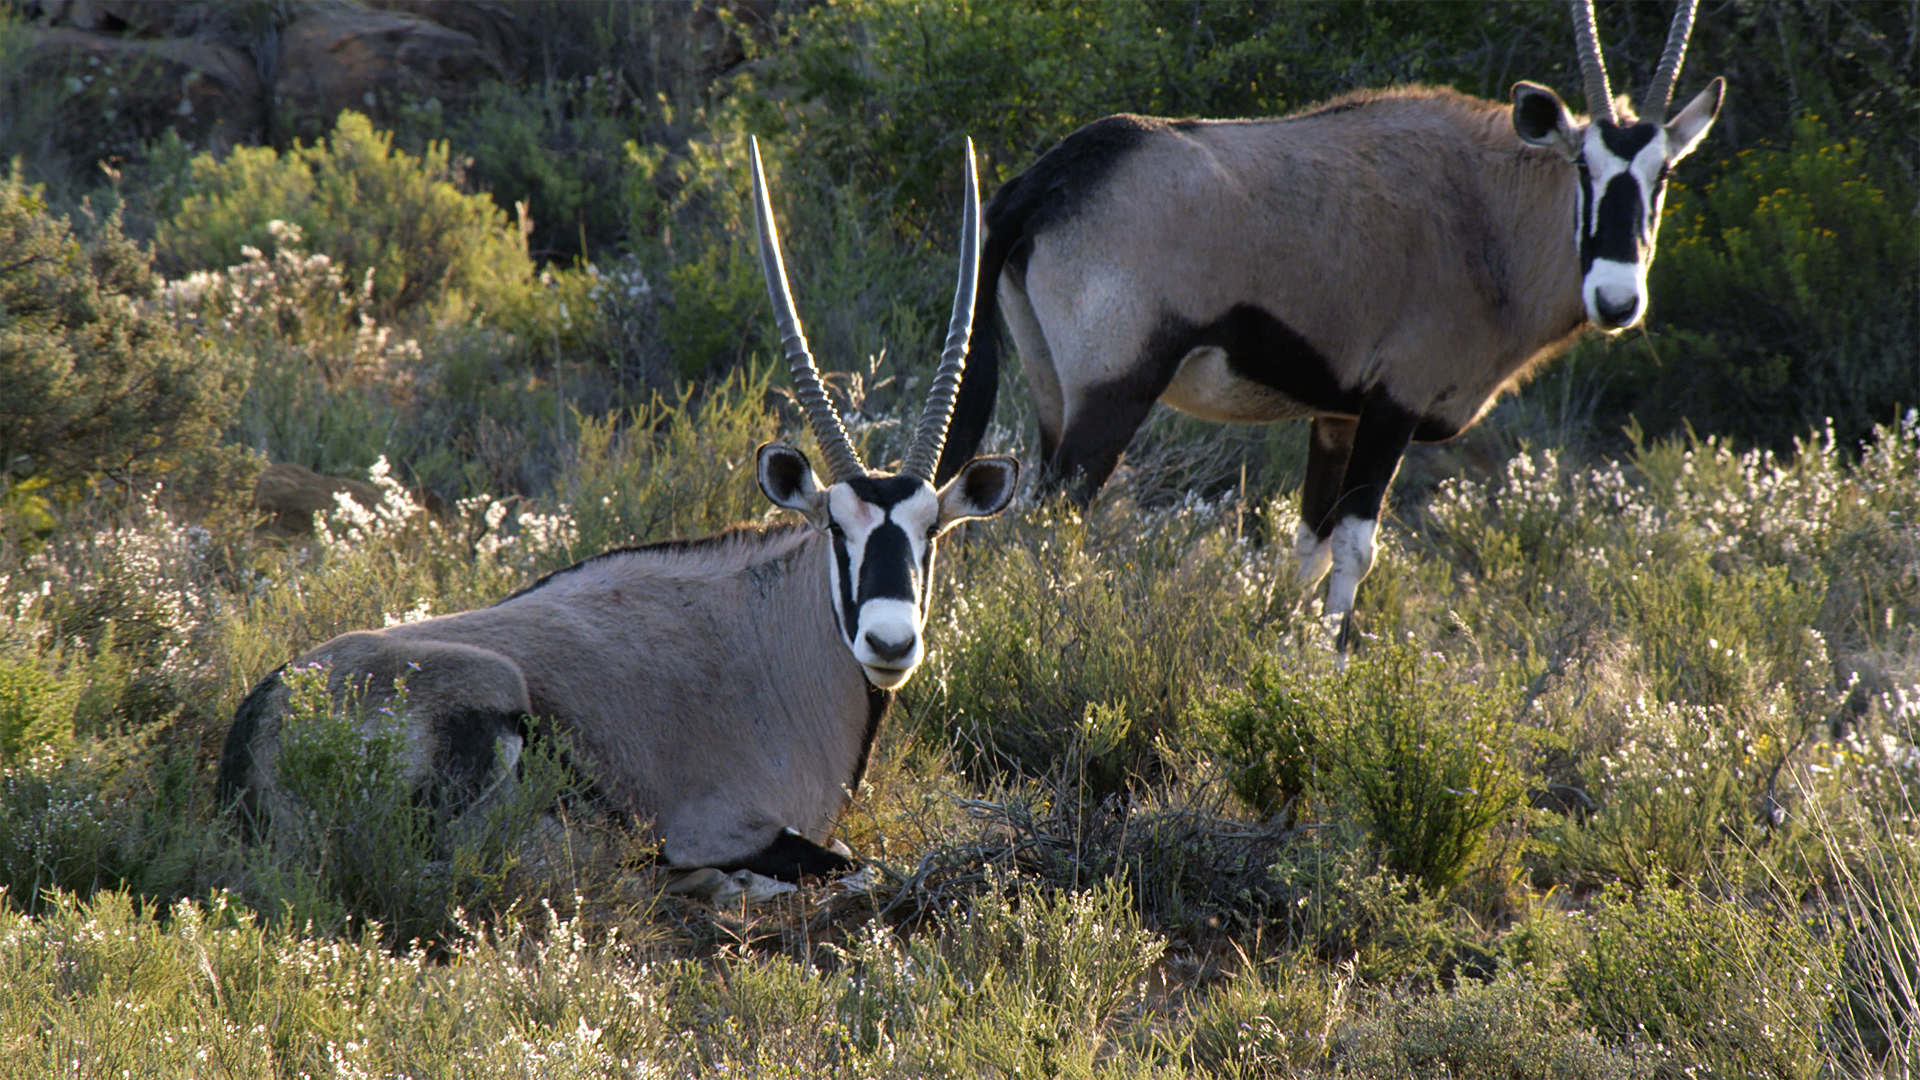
933,0 -> 1723,643
219,140 -> 1018,882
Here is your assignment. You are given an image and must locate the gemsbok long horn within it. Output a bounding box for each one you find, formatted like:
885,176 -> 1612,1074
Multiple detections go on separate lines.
1570,0 -> 1617,123
750,136 -> 867,484
901,138 -> 982,483
1643,0 -> 1698,119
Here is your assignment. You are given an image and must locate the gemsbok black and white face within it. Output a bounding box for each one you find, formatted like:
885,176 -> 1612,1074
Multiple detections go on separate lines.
749,138 -> 1018,690
1515,0 -> 1723,331
757,449 -> 1011,688
1514,81 -> 1722,330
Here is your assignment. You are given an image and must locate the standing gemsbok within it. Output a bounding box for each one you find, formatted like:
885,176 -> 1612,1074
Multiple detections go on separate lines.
933,0 -> 1722,643
219,140 -> 1018,882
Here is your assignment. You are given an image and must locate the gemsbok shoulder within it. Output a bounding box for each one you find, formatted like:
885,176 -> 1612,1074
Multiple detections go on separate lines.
219,139 -> 1018,883
933,0 -> 1723,644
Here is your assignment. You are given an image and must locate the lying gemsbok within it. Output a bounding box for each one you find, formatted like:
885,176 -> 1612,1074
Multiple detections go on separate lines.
933,0 -> 1722,644
219,140 -> 1017,883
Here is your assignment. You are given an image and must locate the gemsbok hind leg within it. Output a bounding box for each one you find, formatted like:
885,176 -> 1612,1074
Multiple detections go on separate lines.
220,636 -> 534,838
1048,386 -> 1163,505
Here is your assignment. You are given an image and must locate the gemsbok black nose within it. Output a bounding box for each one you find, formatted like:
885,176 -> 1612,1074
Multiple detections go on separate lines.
1594,292 -> 1642,329
862,630 -> 915,664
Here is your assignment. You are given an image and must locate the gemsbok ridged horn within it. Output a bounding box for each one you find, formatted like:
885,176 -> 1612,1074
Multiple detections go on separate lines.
932,0 -> 1722,648
219,140 -> 1019,884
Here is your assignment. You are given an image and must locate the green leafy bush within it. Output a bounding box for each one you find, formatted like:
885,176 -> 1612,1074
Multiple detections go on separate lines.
1207,642 -> 1527,893
0,165 -> 246,508
0,660 -> 77,765
157,112 -> 534,323
1568,881 -> 1840,1079
564,365 -> 781,553
415,75 -> 640,266
239,664 -> 587,946
777,0 -> 1565,220
1195,655 -> 1320,822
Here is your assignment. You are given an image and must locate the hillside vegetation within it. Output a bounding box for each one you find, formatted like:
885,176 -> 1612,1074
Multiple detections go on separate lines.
1,1 -> 1917,1076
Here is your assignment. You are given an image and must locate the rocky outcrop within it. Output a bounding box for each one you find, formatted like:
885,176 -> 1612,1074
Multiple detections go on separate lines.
12,21 -> 268,157
16,1 -> 773,160
272,8 -> 504,144
251,462 -> 386,538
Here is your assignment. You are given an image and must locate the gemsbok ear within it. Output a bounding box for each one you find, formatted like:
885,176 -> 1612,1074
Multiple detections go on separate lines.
1665,77 -> 1724,164
936,455 -> 1019,531
1511,82 -> 1581,160
757,443 -> 830,528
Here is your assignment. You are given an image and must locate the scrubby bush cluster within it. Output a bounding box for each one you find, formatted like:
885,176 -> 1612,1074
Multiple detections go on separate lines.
1,0 -> 1917,1075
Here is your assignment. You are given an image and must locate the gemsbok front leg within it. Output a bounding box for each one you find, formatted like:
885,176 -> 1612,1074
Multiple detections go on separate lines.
1295,415 -> 1359,590
1322,391 -> 1424,647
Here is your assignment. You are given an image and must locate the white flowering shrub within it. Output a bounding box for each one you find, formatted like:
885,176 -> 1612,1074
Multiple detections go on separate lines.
1557,697 -> 1756,887
2,485 -> 226,720
160,220 -> 424,389
1568,879 -> 1840,1078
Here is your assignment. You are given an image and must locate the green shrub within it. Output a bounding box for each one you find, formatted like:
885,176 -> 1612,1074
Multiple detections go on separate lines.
0,165 -> 247,509
0,724 -> 219,917
1553,697 -> 1758,889
908,495 -> 1301,794
422,76 -> 641,266
1265,830 -> 1458,983
1567,881 -> 1840,1079
1195,655 -> 1319,822
238,664 -> 587,947
157,112 -> 534,323
0,748 -> 123,908
777,0 -> 1565,221
622,116 -> 777,381
564,365 -> 781,553
1602,116 -> 1919,453
1176,962 -> 1332,1076
1211,642 -> 1528,893
624,117 -> 942,387
1333,971 -> 1633,1080
0,660 -> 77,765
901,873 -> 1166,1074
